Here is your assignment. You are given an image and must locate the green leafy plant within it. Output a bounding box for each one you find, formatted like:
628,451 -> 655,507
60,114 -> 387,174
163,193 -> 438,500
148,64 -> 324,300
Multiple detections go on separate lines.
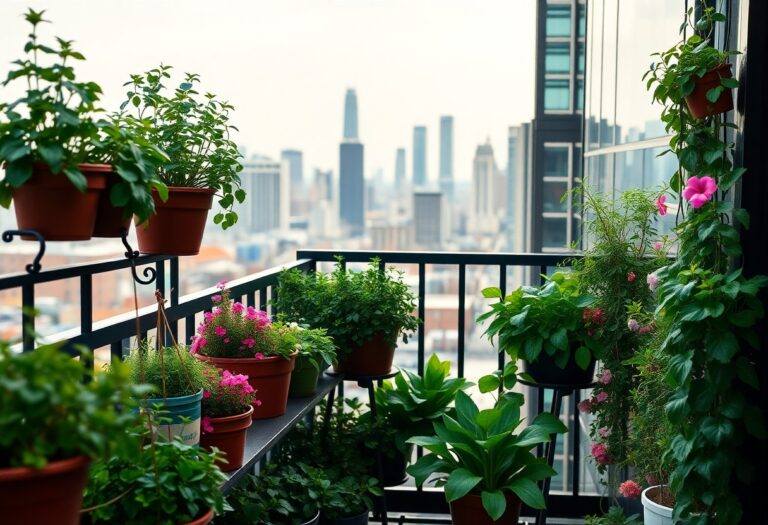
274,258 -> 419,359
125,343 -> 211,398
0,341 -> 142,469
0,9 -> 168,222
120,64 -> 245,228
219,462 -> 326,524
319,474 -> 381,521
375,353 -> 471,453
292,323 -> 337,372
584,506 -> 642,525
407,390 -> 566,521
82,437 -> 228,524
479,271 -> 604,370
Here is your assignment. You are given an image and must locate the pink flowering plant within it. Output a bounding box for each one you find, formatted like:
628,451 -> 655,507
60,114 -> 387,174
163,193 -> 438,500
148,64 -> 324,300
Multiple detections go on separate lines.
201,367 -> 260,428
191,282 -> 297,360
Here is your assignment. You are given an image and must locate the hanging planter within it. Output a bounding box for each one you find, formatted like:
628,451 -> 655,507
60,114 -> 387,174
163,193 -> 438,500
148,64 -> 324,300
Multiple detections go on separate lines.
0,455 -> 89,525
684,63 -> 734,119
135,187 -> 215,256
449,492 -> 522,525
333,332 -> 396,376
145,389 -> 204,446
11,163 -> 108,241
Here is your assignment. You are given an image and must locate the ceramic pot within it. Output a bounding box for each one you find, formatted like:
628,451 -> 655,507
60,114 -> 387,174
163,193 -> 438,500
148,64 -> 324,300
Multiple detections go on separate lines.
685,63 -> 734,119
135,187 -> 215,255
200,405 -> 254,471
642,485 -> 674,525
11,163 -> 107,240
333,332 -> 395,377
196,353 -> 297,419
144,389 -> 203,445
289,355 -> 321,397
0,455 -> 89,525
449,492 -> 521,525
300,510 -> 321,525
92,172 -> 132,237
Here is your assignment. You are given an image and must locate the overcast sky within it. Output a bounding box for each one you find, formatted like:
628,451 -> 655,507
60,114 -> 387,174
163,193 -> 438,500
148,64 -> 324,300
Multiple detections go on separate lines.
0,0 -> 537,183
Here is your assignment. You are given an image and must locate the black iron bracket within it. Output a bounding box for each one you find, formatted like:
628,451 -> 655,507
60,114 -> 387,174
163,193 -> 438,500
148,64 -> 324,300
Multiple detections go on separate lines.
2,229 -> 46,274
121,228 -> 156,285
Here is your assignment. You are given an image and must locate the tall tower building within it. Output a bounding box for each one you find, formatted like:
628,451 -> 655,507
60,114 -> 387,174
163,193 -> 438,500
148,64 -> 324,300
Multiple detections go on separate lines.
412,126 -> 427,187
469,140 -> 499,235
281,149 -> 303,216
395,148 -> 406,185
339,89 -> 364,237
343,89 -> 359,140
505,124 -> 533,253
239,156 -> 289,233
413,191 -> 448,248
439,116 -> 454,201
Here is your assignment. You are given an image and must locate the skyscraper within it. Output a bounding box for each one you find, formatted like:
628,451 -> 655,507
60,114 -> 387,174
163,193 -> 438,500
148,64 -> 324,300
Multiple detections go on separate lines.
395,148 -> 406,185
238,156 -> 289,233
413,191 -> 448,248
412,126 -> 427,187
469,140 -> 499,235
505,124 -> 533,253
339,89 -> 364,236
343,89 -> 359,140
280,150 -> 303,188
439,116 -> 454,201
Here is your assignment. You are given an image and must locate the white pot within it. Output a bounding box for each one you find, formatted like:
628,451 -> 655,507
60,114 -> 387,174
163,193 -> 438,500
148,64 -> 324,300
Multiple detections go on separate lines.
642,485 -> 673,525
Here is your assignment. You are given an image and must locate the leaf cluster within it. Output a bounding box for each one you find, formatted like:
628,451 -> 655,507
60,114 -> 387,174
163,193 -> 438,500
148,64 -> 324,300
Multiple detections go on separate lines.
406,390 -> 566,521
292,324 -> 337,372
125,343 -> 212,398
0,341 -> 143,469
584,506 -> 642,525
274,258 -> 420,359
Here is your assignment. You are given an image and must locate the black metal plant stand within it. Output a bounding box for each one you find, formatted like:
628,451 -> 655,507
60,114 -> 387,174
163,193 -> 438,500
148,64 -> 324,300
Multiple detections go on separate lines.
326,370 -> 399,525
518,378 -> 596,525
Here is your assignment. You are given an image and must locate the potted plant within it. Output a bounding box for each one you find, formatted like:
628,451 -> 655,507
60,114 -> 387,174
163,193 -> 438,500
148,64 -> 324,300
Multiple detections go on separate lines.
480,271 -> 604,385
192,281 -> 298,419
0,9 -> 167,240
644,2 -> 738,120
82,437 -> 228,525
219,462 -> 326,525
370,353 -> 471,485
275,258 -> 419,376
289,324 -> 337,397
120,64 -> 245,255
407,391 -> 567,524
126,343 -> 211,445
0,341 -> 140,525
200,367 -> 258,472
319,475 -> 380,525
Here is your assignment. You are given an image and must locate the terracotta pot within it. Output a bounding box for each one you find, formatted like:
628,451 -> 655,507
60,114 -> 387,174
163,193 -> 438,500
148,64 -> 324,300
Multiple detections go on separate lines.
11,163 -> 107,240
523,352 -> 596,387
195,353 -> 297,419
93,172 -> 132,237
685,63 -> 734,119
333,332 -> 395,376
200,405 -> 254,471
184,508 -> 214,525
0,455 -> 89,525
449,492 -> 521,525
135,187 -> 215,256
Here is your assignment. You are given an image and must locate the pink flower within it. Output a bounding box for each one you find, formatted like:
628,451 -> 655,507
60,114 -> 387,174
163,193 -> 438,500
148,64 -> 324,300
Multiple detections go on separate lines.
655,195 -> 668,216
232,302 -> 244,314
224,337 -> 230,343
254,399 -> 263,407
599,369 -> 612,385
203,390 -> 211,399
254,352 -> 265,360
203,312 -> 215,323
202,416 -> 214,434
578,399 -> 593,414
647,272 -> 660,292
214,326 -> 227,337
595,391 -> 609,403
598,426 -> 610,438
627,272 -> 636,282
682,176 -> 717,209
217,279 -> 229,290
591,442 -> 610,464
619,480 -> 642,499
211,294 -> 223,303
190,336 -> 207,355
242,337 -> 255,349
654,241 -> 663,251
212,306 -> 223,316
627,319 -> 640,332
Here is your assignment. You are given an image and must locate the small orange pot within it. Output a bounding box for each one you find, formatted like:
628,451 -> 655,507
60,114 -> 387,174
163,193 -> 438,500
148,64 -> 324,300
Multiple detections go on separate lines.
11,163 -> 107,240
333,332 -> 395,376
449,492 -> 521,525
184,508 -> 214,525
93,172 -> 132,238
196,353 -> 297,419
0,455 -> 89,525
135,187 -> 215,256
200,405 -> 254,471
685,63 -> 734,119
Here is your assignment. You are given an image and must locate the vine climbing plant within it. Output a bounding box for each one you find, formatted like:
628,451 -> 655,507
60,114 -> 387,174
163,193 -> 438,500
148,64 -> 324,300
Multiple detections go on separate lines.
645,4 -> 767,524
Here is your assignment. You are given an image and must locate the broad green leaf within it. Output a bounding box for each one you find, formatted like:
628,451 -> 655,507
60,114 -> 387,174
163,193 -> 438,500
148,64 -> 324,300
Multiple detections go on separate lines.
507,477 -> 545,509
700,416 -> 733,446
444,468 -> 482,502
478,374 -> 500,393
481,490 -> 507,521
530,412 -> 568,435
574,346 -> 591,370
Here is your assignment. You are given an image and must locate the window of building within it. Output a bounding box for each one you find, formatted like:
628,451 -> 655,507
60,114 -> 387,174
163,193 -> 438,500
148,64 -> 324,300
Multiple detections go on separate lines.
577,3 -> 586,38
544,79 -> 571,111
544,145 -> 570,178
546,4 -> 572,37
545,42 -> 571,74
577,42 -> 585,74
576,78 -> 584,111
543,181 -> 569,212
543,217 -> 568,248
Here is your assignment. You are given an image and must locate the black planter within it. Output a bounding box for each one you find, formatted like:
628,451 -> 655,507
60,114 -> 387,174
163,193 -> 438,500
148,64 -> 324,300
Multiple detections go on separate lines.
523,354 -> 596,387
321,510 -> 369,525
379,445 -> 411,487
300,510 -> 321,525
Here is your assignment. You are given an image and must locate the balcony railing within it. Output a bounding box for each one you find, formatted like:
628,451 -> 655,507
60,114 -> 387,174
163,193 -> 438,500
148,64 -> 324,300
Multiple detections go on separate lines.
0,248 -> 604,522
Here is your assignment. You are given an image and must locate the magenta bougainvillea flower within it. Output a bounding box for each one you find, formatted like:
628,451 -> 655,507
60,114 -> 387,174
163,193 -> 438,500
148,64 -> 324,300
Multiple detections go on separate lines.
619,480 -> 642,499
655,194 -> 668,216
595,391 -> 609,403
682,176 -> 717,208
627,272 -> 636,282
591,442 -> 611,465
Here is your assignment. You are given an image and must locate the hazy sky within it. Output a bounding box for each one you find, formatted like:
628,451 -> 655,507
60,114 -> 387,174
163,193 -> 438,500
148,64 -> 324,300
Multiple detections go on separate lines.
0,0 -> 537,183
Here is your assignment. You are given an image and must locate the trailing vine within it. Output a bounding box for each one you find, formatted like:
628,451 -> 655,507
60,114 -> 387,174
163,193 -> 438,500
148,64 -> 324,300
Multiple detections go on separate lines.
645,4 -> 767,523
